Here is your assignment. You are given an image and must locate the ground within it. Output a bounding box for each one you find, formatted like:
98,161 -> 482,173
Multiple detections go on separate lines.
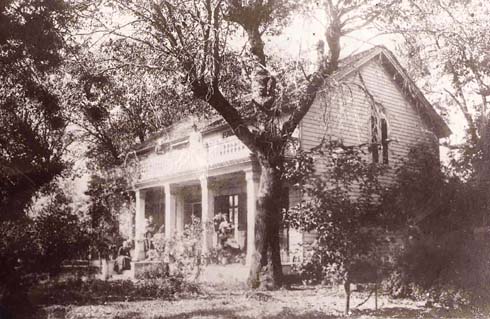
38,285 -> 487,319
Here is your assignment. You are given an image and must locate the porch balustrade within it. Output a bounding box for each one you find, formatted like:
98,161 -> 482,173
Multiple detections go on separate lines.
206,137 -> 251,167
138,136 -> 251,181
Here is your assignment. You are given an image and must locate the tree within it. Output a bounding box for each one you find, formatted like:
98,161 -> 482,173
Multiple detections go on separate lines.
0,1 -> 93,313
0,0 -> 77,220
59,41 -> 192,252
94,0 -> 395,288
377,0 -> 490,198
62,41 -> 192,170
83,174 -> 129,258
0,182 -> 89,312
361,1 -> 490,306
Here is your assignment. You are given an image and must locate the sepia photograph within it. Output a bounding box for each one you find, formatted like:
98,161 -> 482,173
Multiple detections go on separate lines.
1,0 -> 489,318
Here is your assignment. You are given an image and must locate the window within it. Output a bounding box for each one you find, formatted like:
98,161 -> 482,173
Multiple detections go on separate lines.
370,115 -> 379,163
228,194 -> 239,226
214,194 -> 246,230
370,116 -> 389,164
381,118 -> 389,164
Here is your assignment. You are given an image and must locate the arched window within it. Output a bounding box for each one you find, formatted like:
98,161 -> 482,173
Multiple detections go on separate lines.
370,116 -> 389,164
381,118 -> 389,164
370,115 -> 379,163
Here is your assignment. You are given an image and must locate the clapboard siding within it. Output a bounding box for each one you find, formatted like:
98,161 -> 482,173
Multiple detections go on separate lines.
300,59 -> 437,184
297,58 -> 439,247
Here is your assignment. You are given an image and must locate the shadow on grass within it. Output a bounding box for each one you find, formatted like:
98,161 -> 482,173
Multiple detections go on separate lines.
35,306 -> 146,319
156,308 -> 341,319
351,306 -> 479,319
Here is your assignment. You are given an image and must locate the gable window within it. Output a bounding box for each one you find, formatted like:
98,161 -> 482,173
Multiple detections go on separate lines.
381,118 -> 389,164
370,115 -> 379,163
370,116 -> 389,164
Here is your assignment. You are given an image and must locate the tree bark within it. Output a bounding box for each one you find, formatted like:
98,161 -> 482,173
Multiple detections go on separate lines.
248,153 -> 284,289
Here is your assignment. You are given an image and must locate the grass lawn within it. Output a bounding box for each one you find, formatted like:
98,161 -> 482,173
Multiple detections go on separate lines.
36,284 -> 489,319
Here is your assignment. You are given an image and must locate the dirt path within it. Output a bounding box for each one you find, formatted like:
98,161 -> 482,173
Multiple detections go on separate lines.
39,286 -> 485,319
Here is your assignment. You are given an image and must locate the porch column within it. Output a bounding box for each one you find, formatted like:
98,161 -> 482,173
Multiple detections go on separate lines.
164,184 -> 176,239
200,176 -> 214,253
245,169 -> 260,266
133,189 -> 146,261
176,193 -> 185,233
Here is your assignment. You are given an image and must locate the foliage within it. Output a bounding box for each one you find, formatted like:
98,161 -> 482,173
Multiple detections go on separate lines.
380,143 -> 490,308
281,148 -> 315,186
285,141 -> 385,283
83,174 -> 131,258
384,232 -> 490,309
378,0 -> 490,195
62,41 -> 188,170
32,187 -> 91,273
151,216 -> 205,281
33,277 -> 196,306
0,184 -> 89,312
0,0 -> 78,220
381,143 -> 484,231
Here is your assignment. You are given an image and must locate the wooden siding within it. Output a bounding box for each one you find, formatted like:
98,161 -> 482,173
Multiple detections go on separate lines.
301,58 -> 438,183
298,58 -> 439,246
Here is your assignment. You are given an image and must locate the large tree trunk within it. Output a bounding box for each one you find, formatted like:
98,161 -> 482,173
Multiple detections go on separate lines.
248,154 -> 284,289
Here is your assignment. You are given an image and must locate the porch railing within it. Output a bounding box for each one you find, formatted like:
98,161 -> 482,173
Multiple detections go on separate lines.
206,137 -> 251,167
138,137 -> 251,181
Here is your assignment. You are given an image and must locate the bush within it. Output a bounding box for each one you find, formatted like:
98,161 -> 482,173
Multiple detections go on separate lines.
285,141 -> 385,284
385,232 -> 490,309
33,275 -> 197,306
380,144 -> 490,309
0,189 -> 89,314
151,216 -> 206,281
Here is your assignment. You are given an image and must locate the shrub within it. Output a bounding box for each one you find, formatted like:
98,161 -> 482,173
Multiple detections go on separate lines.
152,216 -> 206,281
33,275 -> 197,306
0,187 -> 90,314
285,141 -> 386,284
381,144 -> 490,308
385,232 -> 490,308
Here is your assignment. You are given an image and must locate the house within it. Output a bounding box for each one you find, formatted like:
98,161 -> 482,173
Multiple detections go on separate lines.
126,46 -> 450,275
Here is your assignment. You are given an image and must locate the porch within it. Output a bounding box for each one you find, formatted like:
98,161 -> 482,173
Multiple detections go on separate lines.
126,125 -> 302,278
131,168 -> 262,268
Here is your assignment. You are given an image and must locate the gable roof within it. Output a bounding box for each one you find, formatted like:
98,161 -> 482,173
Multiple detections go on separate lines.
133,46 -> 450,153
333,46 -> 451,138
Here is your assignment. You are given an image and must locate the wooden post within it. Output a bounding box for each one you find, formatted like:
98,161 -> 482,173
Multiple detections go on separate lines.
344,280 -> 351,315
134,189 -> 146,261
200,176 -> 214,253
164,184 -> 176,239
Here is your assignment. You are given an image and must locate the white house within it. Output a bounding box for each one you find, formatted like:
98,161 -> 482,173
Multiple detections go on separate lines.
126,46 -> 450,273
